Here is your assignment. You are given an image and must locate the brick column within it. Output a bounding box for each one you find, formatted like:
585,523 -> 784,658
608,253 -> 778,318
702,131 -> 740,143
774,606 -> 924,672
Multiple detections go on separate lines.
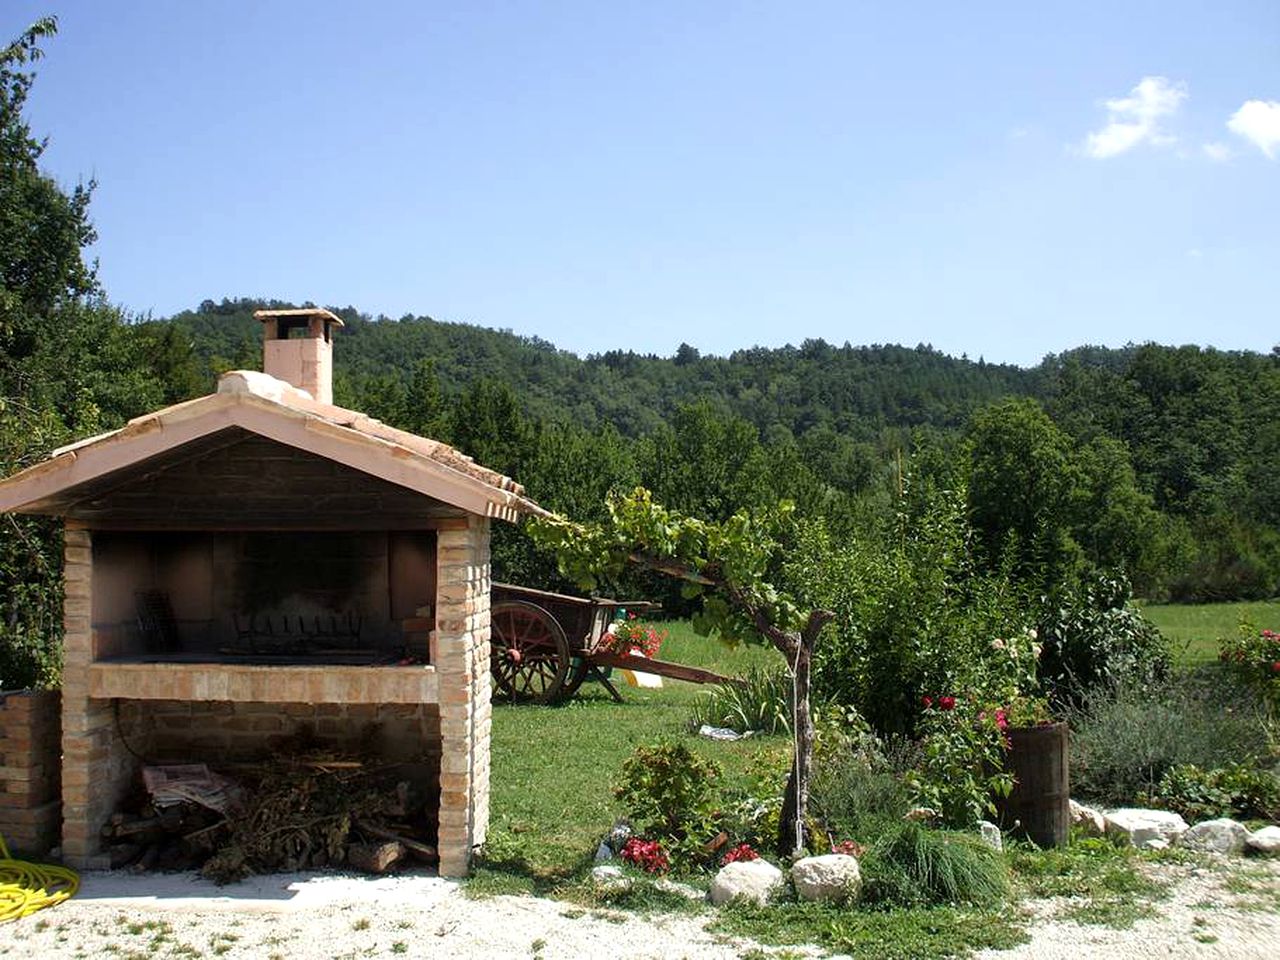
0,690 -> 61,856
59,527 -> 135,869
434,516 -> 491,877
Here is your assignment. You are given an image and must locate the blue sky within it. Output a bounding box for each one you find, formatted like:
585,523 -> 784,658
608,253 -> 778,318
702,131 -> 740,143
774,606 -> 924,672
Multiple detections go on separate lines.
6,1 -> 1278,366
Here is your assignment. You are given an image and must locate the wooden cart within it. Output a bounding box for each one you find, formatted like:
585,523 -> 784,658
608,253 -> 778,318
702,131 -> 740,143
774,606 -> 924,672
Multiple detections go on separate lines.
490,582 -> 734,704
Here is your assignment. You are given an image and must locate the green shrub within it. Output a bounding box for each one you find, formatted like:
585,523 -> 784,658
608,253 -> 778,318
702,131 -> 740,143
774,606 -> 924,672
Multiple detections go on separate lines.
1143,763 -> 1280,822
860,820 -> 1010,908
689,665 -> 792,735
615,741 -> 721,849
1068,667 -> 1272,805
810,720 -> 914,844
1037,571 -> 1169,707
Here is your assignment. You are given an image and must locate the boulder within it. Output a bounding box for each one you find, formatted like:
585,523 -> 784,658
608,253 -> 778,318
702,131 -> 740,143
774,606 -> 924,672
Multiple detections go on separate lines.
707,858 -> 785,906
1104,808 -> 1189,849
1069,799 -> 1107,837
978,821 -> 1003,852
1180,818 -> 1249,855
590,865 -> 631,892
1246,825 -> 1280,855
791,854 -> 862,904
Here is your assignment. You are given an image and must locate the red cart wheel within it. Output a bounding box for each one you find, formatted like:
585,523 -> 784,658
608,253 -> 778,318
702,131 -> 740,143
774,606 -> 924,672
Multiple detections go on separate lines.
490,601 -> 571,704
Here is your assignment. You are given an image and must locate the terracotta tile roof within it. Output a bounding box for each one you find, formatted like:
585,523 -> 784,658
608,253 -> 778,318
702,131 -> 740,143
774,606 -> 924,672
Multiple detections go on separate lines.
0,370 -> 547,522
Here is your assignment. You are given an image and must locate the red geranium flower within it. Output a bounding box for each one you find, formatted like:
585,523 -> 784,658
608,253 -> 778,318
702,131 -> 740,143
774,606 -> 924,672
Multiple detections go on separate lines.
1272,661 -> 1280,673
922,695 -> 934,709
720,843 -> 759,866
938,696 -> 956,711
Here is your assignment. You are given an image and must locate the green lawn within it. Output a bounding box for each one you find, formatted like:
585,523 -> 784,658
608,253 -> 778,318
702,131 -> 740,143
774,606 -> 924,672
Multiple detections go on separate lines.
1140,600 -> 1280,663
481,620 -> 785,888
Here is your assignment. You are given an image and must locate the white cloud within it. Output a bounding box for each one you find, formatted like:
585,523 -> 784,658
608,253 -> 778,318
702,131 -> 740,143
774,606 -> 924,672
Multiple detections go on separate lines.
1083,76 -> 1187,159
1226,99 -> 1280,158
1202,141 -> 1233,162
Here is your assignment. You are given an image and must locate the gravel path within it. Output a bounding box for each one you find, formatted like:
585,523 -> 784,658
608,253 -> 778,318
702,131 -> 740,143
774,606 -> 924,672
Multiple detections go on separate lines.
4,857 -> 1278,959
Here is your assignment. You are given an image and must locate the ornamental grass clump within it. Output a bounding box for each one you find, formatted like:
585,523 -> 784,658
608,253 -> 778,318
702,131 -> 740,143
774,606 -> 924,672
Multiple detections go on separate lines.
859,820 -> 1010,909
689,664 -> 793,735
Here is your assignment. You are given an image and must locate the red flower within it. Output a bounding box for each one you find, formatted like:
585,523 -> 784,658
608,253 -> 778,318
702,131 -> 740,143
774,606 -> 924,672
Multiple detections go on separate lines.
922,695 -> 934,709
995,708 -> 1008,730
620,837 -> 670,874
720,843 -> 759,866
831,839 -> 865,857
1272,661 -> 1280,673
938,696 -> 956,711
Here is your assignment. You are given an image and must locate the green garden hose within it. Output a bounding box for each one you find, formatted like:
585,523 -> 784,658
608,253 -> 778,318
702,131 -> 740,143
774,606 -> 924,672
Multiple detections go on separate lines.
0,831 -> 79,923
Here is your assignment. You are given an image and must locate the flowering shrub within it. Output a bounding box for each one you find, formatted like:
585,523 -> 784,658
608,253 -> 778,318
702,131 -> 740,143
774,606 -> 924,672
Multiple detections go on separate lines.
719,843 -> 759,866
620,836 -> 670,874
1219,624 -> 1280,705
906,696 -> 1013,828
602,614 -> 666,658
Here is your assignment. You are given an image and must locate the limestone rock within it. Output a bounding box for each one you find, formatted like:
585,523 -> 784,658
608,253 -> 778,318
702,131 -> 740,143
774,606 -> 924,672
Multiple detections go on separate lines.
590,865 -> 631,892
1246,825 -> 1280,855
791,854 -> 862,904
1069,799 -> 1107,837
978,821 -> 1003,852
707,858 -> 785,906
1180,818 -> 1249,855
1104,808 -> 1189,849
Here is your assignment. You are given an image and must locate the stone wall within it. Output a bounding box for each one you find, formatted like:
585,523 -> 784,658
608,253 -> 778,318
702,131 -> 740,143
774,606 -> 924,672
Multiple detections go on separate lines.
434,515 -> 491,876
0,690 -> 62,856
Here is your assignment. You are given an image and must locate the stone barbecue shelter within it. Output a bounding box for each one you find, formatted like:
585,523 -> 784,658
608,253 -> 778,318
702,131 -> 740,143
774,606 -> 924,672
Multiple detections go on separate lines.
0,308 -> 544,875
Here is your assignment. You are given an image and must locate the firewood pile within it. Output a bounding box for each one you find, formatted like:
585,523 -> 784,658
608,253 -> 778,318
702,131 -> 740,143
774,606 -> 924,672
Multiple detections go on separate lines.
102,755 -> 438,884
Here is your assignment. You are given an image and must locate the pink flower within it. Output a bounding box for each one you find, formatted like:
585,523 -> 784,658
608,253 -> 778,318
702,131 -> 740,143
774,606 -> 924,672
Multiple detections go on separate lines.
995,708 -> 1008,730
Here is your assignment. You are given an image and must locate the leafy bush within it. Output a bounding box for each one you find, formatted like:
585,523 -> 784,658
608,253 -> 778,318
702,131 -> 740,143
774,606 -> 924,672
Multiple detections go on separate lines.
689,665 -> 792,735
1218,622 -> 1280,707
614,741 -> 723,870
786,474 -> 1033,738
1143,763 -> 1280,823
860,820 -> 1010,908
1037,571 -> 1169,707
1068,667 -> 1272,805
906,697 -> 1012,828
810,719 -> 914,844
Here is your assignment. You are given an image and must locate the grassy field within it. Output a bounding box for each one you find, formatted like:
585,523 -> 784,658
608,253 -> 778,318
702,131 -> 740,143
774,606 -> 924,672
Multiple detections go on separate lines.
480,621 -> 785,889
1140,599 -> 1280,663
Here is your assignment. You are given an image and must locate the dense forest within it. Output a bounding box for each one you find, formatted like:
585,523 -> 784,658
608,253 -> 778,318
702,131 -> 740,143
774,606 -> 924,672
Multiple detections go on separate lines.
167,297 -> 1280,608
2,19 -> 1278,689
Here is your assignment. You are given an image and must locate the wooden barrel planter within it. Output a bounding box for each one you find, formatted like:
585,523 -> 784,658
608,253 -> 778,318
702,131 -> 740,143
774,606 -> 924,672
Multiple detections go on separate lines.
995,721 -> 1070,848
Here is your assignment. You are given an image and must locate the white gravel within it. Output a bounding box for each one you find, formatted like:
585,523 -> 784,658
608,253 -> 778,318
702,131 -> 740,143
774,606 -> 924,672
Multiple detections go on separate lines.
5,857 -> 1278,959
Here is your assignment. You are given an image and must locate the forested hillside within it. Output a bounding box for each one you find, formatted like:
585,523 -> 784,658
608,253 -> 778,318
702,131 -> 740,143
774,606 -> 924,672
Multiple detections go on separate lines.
167,298 -> 1280,607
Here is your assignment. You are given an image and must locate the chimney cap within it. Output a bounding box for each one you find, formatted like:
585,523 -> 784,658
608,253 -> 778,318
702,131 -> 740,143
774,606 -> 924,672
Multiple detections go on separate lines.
253,307 -> 344,328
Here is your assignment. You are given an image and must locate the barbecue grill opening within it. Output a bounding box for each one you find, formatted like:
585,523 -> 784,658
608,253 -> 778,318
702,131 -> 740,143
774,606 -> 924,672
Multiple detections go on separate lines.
91,530 -> 437,666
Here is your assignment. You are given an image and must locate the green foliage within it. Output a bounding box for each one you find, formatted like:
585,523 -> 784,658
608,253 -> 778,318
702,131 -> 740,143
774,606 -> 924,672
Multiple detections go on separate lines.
688,665 -> 793,736
1217,620 -> 1280,707
714,901 -> 1028,960
859,820 -> 1011,908
1067,667 -> 1273,805
1143,763 -> 1280,823
966,398 -> 1081,589
1037,571 -> 1170,707
786,465 -> 1033,735
615,741 -> 722,845
906,701 -> 1013,828
1008,836 -> 1169,929
810,717 -> 914,843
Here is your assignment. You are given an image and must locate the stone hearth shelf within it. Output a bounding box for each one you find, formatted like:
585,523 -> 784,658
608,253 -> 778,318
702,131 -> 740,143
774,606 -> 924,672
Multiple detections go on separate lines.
87,661 -> 439,704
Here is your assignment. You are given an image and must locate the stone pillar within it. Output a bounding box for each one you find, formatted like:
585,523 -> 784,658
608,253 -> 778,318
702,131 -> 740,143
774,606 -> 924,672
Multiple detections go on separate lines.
0,690 -> 62,856
59,527 -> 137,869
433,516 -> 491,877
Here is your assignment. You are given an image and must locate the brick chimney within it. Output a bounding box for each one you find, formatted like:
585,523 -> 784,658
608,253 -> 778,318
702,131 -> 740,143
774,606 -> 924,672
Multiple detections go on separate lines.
253,308 -> 343,404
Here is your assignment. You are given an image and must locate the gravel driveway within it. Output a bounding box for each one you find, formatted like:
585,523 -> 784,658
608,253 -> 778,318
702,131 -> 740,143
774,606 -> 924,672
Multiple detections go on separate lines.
5,858 -> 1278,959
